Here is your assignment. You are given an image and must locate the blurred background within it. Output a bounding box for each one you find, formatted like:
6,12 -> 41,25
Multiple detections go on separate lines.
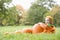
0,0 -> 60,27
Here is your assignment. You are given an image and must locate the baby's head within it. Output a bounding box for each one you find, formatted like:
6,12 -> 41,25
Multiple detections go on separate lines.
45,16 -> 53,25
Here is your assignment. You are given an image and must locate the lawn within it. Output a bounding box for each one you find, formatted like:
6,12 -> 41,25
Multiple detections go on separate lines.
0,26 -> 60,40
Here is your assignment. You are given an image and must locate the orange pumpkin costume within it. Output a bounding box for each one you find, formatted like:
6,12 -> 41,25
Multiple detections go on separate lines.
32,23 -> 55,34
32,22 -> 47,34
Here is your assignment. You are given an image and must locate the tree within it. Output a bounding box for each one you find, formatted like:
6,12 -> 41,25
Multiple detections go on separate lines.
25,0 -> 56,25
16,5 -> 27,25
35,0 -> 56,10
44,5 -> 60,26
52,6 -> 60,26
5,7 -> 18,26
0,0 -> 12,26
25,4 -> 48,25
0,0 -> 12,15
54,12 -> 60,26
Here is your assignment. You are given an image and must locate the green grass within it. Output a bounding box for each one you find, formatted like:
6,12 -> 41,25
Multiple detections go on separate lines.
0,26 -> 60,40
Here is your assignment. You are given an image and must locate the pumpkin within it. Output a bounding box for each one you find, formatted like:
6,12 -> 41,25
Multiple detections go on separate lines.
32,22 -> 55,34
32,22 -> 47,34
44,26 -> 55,33
22,28 -> 32,33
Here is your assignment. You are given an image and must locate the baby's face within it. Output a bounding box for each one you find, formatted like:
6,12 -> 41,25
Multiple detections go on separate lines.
45,18 -> 50,24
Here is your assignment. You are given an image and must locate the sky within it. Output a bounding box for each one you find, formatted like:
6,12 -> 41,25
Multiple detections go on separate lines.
9,0 -> 60,10
54,0 -> 60,4
11,0 -> 35,10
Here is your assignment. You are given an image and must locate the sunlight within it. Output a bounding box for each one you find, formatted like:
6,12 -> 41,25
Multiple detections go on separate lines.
54,0 -> 60,5
12,0 -> 35,10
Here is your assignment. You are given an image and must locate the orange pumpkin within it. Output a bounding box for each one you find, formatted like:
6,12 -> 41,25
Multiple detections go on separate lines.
32,22 -> 55,34
32,22 -> 47,34
45,26 -> 55,33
